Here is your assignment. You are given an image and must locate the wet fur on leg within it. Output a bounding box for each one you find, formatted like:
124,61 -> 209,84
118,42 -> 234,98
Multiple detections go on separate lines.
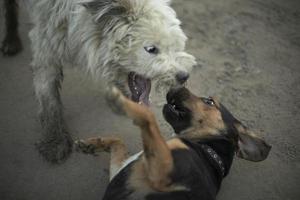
33,66 -> 73,163
35,107 -> 73,163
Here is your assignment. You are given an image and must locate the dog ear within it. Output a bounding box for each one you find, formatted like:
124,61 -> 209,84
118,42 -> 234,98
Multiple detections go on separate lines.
79,0 -> 134,21
235,124 -> 271,162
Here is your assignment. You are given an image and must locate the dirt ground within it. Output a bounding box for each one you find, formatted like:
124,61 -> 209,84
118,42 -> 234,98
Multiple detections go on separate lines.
0,0 -> 299,199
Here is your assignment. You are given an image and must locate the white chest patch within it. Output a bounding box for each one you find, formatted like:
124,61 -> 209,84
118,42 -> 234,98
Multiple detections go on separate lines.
111,151 -> 144,181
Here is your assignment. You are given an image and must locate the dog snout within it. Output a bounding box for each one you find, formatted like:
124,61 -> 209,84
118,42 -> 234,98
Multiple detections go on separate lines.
176,71 -> 190,84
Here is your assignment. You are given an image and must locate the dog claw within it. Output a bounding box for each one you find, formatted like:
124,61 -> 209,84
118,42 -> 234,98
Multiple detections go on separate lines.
75,140 -> 98,156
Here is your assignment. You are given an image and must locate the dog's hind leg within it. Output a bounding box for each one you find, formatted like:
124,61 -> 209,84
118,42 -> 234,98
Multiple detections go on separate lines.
75,137 -> 128,180
33,64 -> 73,163
1,0 -> 22,56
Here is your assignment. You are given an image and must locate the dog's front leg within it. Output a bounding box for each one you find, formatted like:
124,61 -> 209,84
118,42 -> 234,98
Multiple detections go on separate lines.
33,65 -> 73,163
1,0 -> 22,56
107,87 -> 174,191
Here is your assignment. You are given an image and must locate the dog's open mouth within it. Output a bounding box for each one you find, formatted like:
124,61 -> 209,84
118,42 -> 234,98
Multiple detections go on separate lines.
128,72 -> 151,105
165,95 -> 187,118
163,87 -> 191,119
163,88 -> 192,133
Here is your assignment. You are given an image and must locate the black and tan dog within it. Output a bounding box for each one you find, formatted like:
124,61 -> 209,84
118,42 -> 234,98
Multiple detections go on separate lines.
75,87 -> 271,200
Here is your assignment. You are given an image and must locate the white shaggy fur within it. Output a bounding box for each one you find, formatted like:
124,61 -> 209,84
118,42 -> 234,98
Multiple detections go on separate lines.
24,0 -> 196,163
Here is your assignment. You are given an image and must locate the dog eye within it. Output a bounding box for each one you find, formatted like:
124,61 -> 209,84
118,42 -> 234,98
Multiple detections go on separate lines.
144,45 -> 159,54
203,97 -> 215,106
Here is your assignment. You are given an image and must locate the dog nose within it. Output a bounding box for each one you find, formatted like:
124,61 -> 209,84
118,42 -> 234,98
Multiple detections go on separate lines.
176,71 -> 189,84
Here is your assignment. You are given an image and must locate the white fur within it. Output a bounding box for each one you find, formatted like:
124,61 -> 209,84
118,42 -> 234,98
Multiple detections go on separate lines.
23,0 -> 196,162
26,0 -> 195,93
110,151 -> 143,181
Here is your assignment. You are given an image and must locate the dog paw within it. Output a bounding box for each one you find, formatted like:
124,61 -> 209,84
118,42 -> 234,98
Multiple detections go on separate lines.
1,36 -> 22,56
105,86 -> 126,115
74,140 -> 98,156
35,134 -> 73,164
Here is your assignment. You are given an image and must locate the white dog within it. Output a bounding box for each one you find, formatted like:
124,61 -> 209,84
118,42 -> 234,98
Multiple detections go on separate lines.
2,0 -> 196,163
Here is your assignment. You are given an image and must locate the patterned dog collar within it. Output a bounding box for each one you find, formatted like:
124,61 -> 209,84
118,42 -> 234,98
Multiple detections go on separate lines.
200,144 -> 225,177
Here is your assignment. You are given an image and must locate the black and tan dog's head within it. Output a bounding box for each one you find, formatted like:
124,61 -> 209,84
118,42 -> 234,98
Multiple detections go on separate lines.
163,87 -> 271,162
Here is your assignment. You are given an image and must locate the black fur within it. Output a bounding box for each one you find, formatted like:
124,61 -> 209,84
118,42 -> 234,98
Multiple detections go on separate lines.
1,0 -> 22,56
102,137 -> 235,200
102,162 -> 135,200
162,104 -> 192,133
163,87 -> 192,133
102,88 -> 269,199
218,103 -> 240,141
146,137 -> 235,200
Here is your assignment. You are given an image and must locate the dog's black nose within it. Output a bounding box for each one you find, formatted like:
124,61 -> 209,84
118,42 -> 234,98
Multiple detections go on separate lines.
176,71 -> 189,84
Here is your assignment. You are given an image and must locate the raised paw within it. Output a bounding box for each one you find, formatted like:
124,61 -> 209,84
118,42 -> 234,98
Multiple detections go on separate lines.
74,140 -> 98,156
105,86 -> 127,115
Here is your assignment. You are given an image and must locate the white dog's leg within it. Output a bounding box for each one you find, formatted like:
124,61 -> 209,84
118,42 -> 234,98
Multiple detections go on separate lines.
32,63 -> 72,163
27,2 -> 73,162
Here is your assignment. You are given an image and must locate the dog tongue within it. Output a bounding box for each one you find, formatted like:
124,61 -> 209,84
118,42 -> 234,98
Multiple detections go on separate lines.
128,72 -> 151,106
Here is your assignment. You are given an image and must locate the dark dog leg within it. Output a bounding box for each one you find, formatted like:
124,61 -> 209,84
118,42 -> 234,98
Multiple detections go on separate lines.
33,65 -> 73,163
1,0 -> 22,56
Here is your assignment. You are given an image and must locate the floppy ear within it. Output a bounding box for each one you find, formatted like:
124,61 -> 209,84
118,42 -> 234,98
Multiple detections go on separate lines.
79,0 -> 133,22
235,124 -> 271,162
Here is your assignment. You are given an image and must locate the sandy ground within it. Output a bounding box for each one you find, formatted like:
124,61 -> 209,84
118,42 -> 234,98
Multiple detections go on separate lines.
0,0 -> 299,199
